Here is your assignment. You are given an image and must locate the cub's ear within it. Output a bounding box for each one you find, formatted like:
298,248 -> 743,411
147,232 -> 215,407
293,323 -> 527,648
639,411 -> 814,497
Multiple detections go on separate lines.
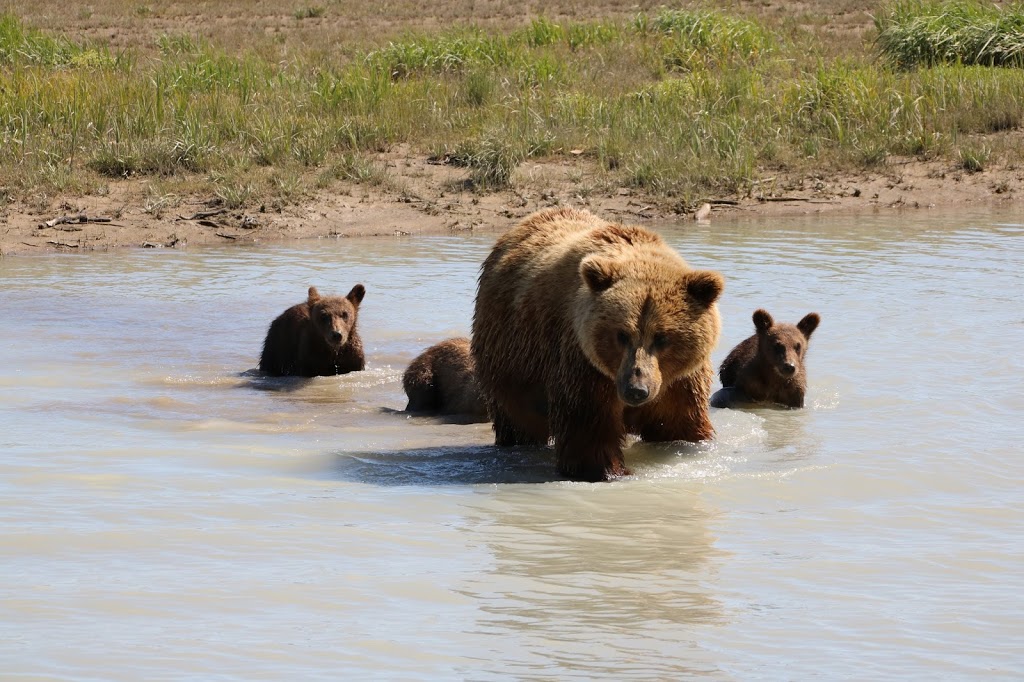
798,312 -> 820,339
752,308 -> 774,333
307,286 -> 321,303
580,256 -> 617,293
347,283 -> 366,305
685,270 -> 724,307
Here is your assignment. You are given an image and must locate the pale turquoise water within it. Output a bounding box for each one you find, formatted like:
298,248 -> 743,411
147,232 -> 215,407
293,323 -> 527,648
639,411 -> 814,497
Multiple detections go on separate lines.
1,209 -> 1022,680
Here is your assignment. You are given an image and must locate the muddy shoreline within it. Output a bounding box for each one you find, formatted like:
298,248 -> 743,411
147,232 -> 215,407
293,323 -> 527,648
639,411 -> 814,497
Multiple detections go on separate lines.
3,153 -> 1021,256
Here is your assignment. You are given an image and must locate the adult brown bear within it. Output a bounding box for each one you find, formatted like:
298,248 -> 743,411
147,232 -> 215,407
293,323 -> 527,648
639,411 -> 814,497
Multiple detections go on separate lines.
259,285 -> 366,377
472,207 -> 724,482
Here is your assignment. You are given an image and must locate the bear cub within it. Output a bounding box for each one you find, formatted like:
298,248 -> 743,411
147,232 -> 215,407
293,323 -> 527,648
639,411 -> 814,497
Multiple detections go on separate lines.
403,337 -> 488,421
711,309 -> 820,408
259,284 -> 366,377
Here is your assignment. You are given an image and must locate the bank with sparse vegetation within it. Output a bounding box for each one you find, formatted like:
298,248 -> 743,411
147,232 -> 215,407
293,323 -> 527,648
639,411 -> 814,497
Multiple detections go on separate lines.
1,2 -> 1022,212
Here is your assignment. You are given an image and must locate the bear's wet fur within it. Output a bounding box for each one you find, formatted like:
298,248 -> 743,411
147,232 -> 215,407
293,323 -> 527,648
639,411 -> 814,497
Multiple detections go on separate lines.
403,337 -> 488,421
711,309 -> 820,408
259,284 -> 366,377
472,207 -> 724,482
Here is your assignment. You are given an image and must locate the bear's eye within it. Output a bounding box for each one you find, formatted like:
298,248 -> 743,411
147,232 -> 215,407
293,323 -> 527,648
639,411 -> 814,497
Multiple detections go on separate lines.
795,343 -> 802,353
341,312 -> 349,321
774,342 -> 785,354
320,313 -> 332,323
652,333 -> 669,351
616,331 -> 631,347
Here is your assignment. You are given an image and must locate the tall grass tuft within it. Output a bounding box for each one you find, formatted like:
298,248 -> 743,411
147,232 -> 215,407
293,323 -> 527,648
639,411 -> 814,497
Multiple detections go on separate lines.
448,131 -> 526,189
633,9 -> 775,70
368,30 -> 520,78
0,13 -> 120,67
875,1 -> 1024,69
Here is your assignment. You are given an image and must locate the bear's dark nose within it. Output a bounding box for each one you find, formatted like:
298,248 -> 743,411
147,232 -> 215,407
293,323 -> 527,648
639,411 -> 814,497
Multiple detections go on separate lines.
331,331 -> 344,343
781,362 -> 796,376
623,385 -> 649,405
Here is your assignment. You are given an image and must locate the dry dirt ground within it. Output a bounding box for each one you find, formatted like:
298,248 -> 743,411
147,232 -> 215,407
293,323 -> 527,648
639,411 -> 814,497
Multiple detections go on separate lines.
3,148 -> 1022,255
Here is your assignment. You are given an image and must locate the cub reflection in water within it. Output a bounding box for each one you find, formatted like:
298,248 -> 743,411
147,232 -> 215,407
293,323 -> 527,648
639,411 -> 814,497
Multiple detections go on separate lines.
711,308 -> 820,409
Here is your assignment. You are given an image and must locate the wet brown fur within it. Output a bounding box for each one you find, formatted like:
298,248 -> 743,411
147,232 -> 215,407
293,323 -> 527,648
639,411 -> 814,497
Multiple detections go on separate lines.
472,207 -> 724,482
259,284 -> 366,377
713,309 -> 820,408
403,337 -> 488,420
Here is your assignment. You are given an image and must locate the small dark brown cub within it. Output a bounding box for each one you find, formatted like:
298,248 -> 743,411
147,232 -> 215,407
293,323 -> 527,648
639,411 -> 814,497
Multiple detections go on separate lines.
259,285 -> 366,377
711,309 -> 820,408
403,337 -> 488,421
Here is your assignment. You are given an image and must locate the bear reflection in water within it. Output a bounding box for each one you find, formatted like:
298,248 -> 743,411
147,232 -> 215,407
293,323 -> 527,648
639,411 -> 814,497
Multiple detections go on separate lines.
259,284 -> 366,377
472,207 -> 724,482
711,308 -> 820,409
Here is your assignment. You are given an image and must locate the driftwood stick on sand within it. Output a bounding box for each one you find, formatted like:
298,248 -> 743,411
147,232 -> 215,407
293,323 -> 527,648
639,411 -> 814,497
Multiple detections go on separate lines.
176,208 -> 229,221
41,214 -> 114,228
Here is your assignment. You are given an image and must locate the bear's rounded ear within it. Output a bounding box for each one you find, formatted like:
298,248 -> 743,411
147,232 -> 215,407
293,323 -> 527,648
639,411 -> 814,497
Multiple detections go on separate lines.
685,270 -> 724,307
346,283 -> 366,305
580,256 -> 617,293
752,309 -> 774,333
307,286 -> 321,303
798,312 -> 820,339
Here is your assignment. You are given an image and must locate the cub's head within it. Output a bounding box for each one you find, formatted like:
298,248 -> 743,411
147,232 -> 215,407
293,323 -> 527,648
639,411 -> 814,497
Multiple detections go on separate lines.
307,284 -> 365,349
752,309 -> 820,379
577,255 -> 724,407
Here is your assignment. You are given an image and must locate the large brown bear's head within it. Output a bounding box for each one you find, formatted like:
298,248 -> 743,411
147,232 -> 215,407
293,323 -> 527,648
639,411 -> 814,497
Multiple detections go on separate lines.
576,254 -> 724,407
307,284 -> 365,349
752,309 -> 820,380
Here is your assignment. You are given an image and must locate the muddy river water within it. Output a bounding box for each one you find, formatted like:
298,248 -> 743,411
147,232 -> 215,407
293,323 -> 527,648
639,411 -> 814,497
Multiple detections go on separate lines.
2,209 -> 1022,679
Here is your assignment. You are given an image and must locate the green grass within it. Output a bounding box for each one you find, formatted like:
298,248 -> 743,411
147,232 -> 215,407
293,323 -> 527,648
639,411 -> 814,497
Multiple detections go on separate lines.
875,0 -> 1024,69
0,6 -> 1022,208
0,13 -> 121,68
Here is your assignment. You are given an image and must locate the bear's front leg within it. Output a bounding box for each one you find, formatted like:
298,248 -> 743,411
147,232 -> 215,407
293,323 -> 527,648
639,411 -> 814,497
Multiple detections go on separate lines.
489,384 -> 549,447
550,383 -> 628,482
492,401 -> 547,447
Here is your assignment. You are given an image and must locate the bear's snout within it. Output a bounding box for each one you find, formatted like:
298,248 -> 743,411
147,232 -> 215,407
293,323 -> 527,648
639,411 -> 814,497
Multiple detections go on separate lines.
617,350 -> 660,407
324,326 -> 348,347
623,385 -> 650,405
780,361 -> 796,376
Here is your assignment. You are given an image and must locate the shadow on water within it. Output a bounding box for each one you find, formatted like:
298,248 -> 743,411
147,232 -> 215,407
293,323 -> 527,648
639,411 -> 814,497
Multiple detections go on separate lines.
237,369 -> 316,393
329,445 -> 562,486
379,406 -> 491,426
327,439 -> 712,487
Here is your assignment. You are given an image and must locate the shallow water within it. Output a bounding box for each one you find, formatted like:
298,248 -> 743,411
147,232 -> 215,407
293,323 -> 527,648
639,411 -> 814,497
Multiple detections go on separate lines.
2,209 -> 1023,680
